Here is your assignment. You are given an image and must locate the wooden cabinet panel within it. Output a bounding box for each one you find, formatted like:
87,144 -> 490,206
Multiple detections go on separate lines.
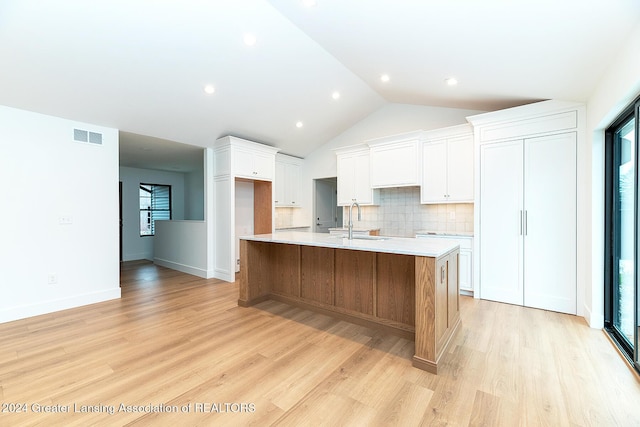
335,249 -> 374,315
414,256 -> 436,362
376,253 -> 415,326
447,253 -> 459,328
435,257 -> 448,348
269,243 -> 300,297
239,240 -> 272,304
300,246 -> 334,304
253,180 -> 272,235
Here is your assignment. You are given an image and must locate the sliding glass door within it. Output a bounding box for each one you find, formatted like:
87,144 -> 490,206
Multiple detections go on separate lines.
605,98 -> 640,372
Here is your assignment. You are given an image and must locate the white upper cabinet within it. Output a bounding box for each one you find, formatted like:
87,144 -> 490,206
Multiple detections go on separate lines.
421,124 -> 474,204
233,144 -> 275,180
214,136 -> 278,181
367,131 -> 422,188
275,153 -> 303,207
335,144 -> 379,206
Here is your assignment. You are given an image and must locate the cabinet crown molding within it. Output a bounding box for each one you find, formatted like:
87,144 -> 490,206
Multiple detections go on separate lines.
214,135 -> 280,155
466,100 -> 584,128
333,143 -> 369,155
276,152 -> 304,162
422,123 -> 473,141
365,129 -> 424,147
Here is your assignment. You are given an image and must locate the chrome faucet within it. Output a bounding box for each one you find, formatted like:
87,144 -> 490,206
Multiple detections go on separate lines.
348,200 -> 361,240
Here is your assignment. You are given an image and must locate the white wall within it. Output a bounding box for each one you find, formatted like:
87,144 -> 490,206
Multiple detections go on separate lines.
119,166 -> 186,261
153,220 -> 209,277
300,103 -> 486,226
184,162 -> 204,221
0,105 -> 120,323
585,24 -> 640,328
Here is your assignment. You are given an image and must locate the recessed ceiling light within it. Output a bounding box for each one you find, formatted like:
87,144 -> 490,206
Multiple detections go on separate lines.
332,91 -> 341,100
296,121 -> 304,128
243,33 -> 257,47
204,84 -> 215,94
302,0 -> 317,7
445,77 -> 458,86
380,74 -> 390,83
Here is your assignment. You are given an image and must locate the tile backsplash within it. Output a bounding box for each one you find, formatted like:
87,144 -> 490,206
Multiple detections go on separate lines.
342,187 -> 473,237
275,207 -> 308,229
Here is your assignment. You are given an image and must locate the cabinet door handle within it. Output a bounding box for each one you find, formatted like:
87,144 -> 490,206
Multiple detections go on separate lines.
524,210 -> 528,236
441,265 -> 445,283
520,210 -> 523,235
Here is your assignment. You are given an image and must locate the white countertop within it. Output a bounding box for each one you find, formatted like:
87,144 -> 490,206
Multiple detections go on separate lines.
328,227 -> 381,232
240,231 -> 459,258
415,230 -> 474,237
275,225 -> 312,230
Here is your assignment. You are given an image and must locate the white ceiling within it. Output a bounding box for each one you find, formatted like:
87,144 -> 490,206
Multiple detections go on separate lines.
1,0 -> 639,171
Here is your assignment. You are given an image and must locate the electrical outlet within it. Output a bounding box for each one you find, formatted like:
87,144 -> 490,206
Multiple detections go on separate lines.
236,259 -> 240,266
47,273 -> 58,285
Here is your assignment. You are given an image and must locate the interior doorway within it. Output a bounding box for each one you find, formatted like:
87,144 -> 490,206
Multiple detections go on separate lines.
314,177 -> 341,233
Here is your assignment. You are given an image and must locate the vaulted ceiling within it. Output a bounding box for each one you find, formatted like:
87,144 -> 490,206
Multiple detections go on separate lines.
1,0 -> 639,171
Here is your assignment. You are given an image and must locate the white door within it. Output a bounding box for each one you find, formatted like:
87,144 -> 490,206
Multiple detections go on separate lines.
523,133 -> 577,314
479,140 -> 524,305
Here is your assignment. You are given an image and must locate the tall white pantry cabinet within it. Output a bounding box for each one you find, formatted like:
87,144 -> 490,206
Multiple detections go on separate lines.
467,101 -> 584,315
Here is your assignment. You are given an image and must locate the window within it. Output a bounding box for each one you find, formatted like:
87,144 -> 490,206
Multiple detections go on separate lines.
139,184 -> 171,236
604,95 -> 640,373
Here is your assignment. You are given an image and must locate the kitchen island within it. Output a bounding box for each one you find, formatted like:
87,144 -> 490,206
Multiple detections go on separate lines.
238,231 -> 460,374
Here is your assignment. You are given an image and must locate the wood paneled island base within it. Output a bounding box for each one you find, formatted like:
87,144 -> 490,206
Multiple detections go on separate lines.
239,236 -> 460,374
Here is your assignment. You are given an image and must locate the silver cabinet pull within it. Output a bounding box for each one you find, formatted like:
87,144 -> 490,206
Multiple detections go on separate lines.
520,210 -> 523,235
524,210 -> 528,236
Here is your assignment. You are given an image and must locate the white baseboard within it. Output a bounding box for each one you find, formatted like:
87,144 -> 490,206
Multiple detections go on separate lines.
213,268 -> 234,283
122,252 -> 152,262
584,303 -> 604,329
0,288 -> 121,324
154,257 -> 208,278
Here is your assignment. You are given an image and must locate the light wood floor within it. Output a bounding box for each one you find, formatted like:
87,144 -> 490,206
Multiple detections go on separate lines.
1,261 -> 639,426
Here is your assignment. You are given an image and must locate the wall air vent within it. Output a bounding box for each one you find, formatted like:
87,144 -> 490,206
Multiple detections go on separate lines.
89,132 -> 102,145
73,128 -> 103,145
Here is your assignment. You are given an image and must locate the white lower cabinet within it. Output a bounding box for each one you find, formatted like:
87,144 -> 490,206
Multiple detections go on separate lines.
416,234 -> 473,295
